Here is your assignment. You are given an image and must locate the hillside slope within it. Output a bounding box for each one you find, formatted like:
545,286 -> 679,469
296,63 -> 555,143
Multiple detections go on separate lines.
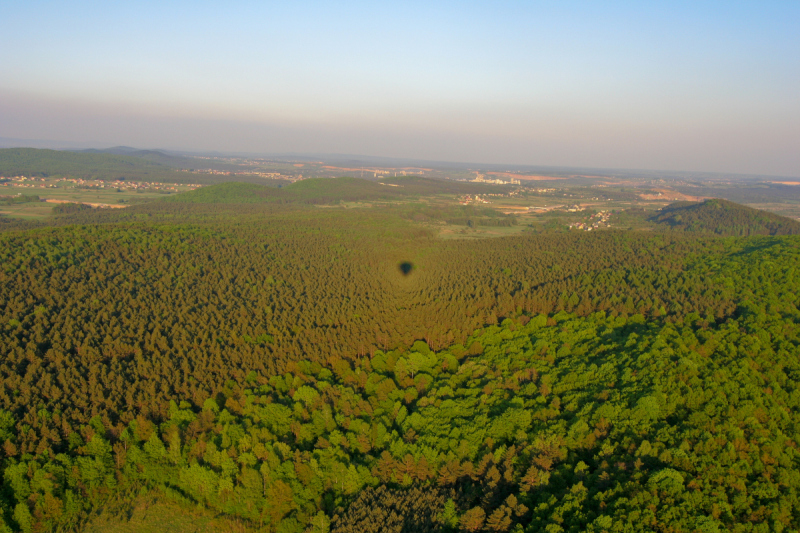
79,147 -> 238,171
163,182 -> 285,203
0,148 -> 178,181
0,148 -> 253,184
651,198 -> 800,236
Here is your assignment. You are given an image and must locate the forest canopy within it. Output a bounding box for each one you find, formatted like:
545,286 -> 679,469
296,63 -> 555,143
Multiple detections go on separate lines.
0,183 -> 798,532
651,198 -> 800,236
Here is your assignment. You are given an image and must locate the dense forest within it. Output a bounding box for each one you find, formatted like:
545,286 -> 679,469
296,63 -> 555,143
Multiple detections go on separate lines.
652,198 -> 800,236
651,199 -> 800,236
0,185 -> 798,532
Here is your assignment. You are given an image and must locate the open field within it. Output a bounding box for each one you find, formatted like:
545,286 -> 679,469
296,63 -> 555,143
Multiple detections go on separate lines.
437,222 -> 533,239
0,181 -> 196,219
3,169 -> 800,232
744,202 -> 800,220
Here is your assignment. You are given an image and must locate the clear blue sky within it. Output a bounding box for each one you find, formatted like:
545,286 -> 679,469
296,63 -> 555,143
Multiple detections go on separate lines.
1,1 -> 798,175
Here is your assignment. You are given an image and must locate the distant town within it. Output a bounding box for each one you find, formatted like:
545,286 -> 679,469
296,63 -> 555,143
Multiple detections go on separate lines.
0,175 -> 201,192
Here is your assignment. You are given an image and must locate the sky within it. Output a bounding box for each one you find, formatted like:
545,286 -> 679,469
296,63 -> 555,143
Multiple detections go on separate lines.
1,1 -> 798,176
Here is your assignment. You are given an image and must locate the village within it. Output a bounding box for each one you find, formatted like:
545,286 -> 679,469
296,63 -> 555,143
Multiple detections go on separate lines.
0,175 -> 200,192
0,175 -> 205,214
177,168 -> 299,181
568,210 -> 612,231
459,194 -> 490,205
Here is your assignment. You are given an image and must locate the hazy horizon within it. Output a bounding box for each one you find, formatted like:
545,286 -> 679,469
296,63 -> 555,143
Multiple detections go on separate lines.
2,1 -> 798,177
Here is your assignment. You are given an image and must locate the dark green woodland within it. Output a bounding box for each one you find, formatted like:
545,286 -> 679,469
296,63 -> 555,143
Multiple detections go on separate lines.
650,198 -> 800,236
0,179 -> 798,532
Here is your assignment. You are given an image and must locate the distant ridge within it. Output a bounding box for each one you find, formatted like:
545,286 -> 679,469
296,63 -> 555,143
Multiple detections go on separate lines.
77,146 -> 215,169
79,146 -> 143,156
0,147 -> 175,180
652,198 -> 800,236
0,147 -> 239,183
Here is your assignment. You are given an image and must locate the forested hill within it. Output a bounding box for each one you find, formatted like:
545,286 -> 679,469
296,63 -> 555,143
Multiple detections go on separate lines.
164,182 -> 286,203
0,148 -> 183,182
78,146 -> 223,170
166,178 -> 504,205
651,198 -> 800,236
0,148 -> 267,184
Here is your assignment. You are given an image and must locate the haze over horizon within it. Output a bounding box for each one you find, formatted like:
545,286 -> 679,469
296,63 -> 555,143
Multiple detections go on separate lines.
2,1 -> 798,177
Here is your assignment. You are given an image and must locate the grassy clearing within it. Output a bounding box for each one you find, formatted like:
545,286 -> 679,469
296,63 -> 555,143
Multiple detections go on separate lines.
0,184 -> 194,220
0,201 -> 55,219
437,223 -> 534,239
745,202 -> 800,221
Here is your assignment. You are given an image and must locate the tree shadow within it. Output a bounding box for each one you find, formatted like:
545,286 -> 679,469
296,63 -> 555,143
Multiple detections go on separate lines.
399,262 -> 414,276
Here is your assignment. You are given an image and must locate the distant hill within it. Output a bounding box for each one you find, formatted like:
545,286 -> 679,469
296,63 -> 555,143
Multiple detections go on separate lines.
0,147 -> 262,184
79,146 -> 142,156
77,146 -> 237,171
0,147 -> 192,182
651,198 -> 800,236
